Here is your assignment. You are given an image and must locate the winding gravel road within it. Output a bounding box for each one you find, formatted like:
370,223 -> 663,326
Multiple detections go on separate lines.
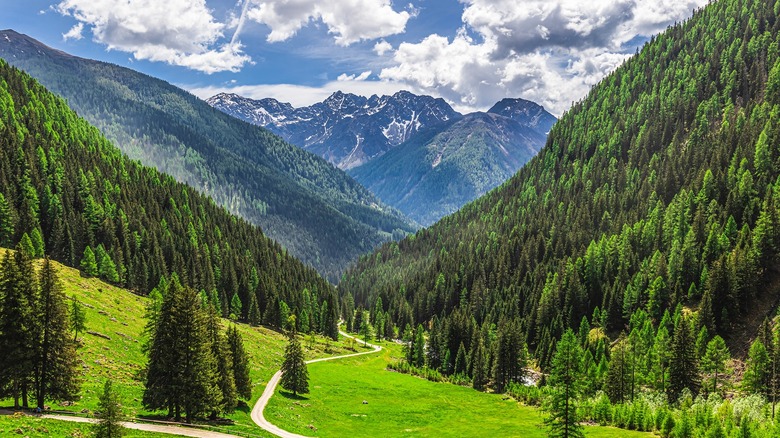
250,331 -> 382,438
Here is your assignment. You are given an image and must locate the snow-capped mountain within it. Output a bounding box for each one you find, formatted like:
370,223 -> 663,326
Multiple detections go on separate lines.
207,90 -> 462,169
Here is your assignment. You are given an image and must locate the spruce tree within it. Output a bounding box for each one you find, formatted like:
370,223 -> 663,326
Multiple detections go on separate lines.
454,342 -> 468,376
280,318 -> 309,396
605,335 -> 632,403
70,296 -> 86,342
743,339 -> 769,396
668,316 -> 699,401
545,329 -> 585,438
229,292 -> 242,321
471,335 -> 489,391
492,319 -> 527,393
143,278 -> 220,422
700,336 -> 729,395
206,304 -> 237,417
247,293 -> 261,327
93,380 -> 125,438
0,247 -> 37,408
80,246 -> 98,277
227,325 -> 252,401
33,258 -> 80,409
413,324 -> 426,368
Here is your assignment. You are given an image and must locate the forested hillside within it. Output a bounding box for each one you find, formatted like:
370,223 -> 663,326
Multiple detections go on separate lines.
0,58 -> 338,331
0,30 -> 415,281
342,0 -> 780,364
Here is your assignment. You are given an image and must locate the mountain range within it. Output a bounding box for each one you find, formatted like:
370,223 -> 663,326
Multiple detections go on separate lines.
0,29 -> 416,281
208,91 -> 555,225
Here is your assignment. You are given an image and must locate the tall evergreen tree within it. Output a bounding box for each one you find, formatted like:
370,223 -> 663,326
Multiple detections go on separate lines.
205,304 -> 237,417
743,339 -> 769,396
93,380 -> 125,438
545,329 -> 584,438
605,335 -> 632,403
0,246 -> 37,408
492,319 -> 527,393
700,336 -> 729,395
668,317 -> 699,401
68,295 -> 87,343
80,246 -> 98,277
33,257 -> 80,409
227,325 -> 252,401
143,278 -> 220,422
280,318 -> 309,396
471,334 -> 489,391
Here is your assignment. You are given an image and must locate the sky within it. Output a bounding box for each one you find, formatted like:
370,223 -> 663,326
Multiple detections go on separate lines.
3,0 -> 708,116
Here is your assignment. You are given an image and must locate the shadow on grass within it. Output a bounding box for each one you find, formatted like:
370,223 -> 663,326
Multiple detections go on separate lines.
279,391 -> 310,401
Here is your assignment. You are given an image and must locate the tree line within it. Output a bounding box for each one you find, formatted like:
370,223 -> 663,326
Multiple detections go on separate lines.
0,58 -> 337,337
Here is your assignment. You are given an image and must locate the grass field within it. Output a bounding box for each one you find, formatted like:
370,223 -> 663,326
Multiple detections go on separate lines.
0,412 -> 166,437
0,251 -> 352,437
264,339 -> 654,437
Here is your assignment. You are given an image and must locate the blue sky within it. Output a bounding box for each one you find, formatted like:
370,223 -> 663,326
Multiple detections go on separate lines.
3,0 -> 707,115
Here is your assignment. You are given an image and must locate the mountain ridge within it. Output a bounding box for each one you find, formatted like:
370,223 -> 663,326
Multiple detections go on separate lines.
0,29 -> 417,281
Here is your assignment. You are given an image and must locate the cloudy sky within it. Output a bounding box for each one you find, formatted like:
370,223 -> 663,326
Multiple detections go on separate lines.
5,0 -> 707,115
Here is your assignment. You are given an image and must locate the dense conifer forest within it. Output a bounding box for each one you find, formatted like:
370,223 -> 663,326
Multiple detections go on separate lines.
0,31 -> 416,281
341,0 -> 780,435
0,58 -> 337,329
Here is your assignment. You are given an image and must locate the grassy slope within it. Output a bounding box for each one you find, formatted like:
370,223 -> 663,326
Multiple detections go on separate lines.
0,250 -> 352,437
265,340 -> 652,437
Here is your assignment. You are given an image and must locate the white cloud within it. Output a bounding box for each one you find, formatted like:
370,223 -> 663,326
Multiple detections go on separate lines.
56,0 -> 251,73
247,0 -> 411,45
374,40 -> 393,56
379,0 -> 708,115
337,70 -> 372,81
62,23 -> 83,41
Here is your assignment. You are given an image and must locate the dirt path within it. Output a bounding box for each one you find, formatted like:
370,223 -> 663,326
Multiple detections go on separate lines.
0,410 -> 240,438
250,331 -> 382,438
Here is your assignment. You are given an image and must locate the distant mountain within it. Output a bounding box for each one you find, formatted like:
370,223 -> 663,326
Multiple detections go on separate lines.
0,29 -> 416,281
207,91 -> 461,169
208,91 -> 555,225
349,111 -> 546,225
487,98 -> 558,136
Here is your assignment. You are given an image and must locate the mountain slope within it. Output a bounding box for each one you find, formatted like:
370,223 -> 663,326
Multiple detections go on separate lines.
0,30 -> 415,281
349,112 -> 546,225
0,57 -> 336,329
341,0 -> 780,361
207,90 -> 461,170
487,98 -> 557,136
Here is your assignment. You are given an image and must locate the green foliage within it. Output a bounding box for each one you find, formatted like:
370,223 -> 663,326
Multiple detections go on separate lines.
700,336 -> 729,395
669,317 -> 699,402
0,33 -> 415,280
280,328 -> 309,396
69,296 -> 86,342
743,339 -> 769,395
0,59 -> 336,338
341,0 -> 780,382
227,325 -> 252,401
93,380 -> 125,438
545,329 -> 585,438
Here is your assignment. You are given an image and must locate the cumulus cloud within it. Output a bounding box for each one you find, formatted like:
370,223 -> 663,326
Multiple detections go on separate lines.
247,0 -> 411,45
62,22 -> 83,41
56,0 -> 251,73
380,0 -> 708,115
374,40 -> 393,56
337,71 -> 372,81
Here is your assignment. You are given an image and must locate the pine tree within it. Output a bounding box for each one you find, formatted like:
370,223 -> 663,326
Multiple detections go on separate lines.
229,292 -> 242,321
545,329 -> 585,438
0,192 -> 16,247
227,325 -> 252,401
93,380 -> 125,438
743,339 -> 769,396
280,318 -> 309,396
247,293 -> 261,327
492,319 -> 526,393
0,247 -> 37,408
143,279 -> 220,422
70,296 -> 86,342
80,246 -> 98,277
413,324 -> 425,368
700,336 -> 729,395
206,304 -> 237,417
33,258 -> 80,409
668,316 -> 699,401
605,335 -> 632,403
471,335 -> 489,391
454,342 -> 468,376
